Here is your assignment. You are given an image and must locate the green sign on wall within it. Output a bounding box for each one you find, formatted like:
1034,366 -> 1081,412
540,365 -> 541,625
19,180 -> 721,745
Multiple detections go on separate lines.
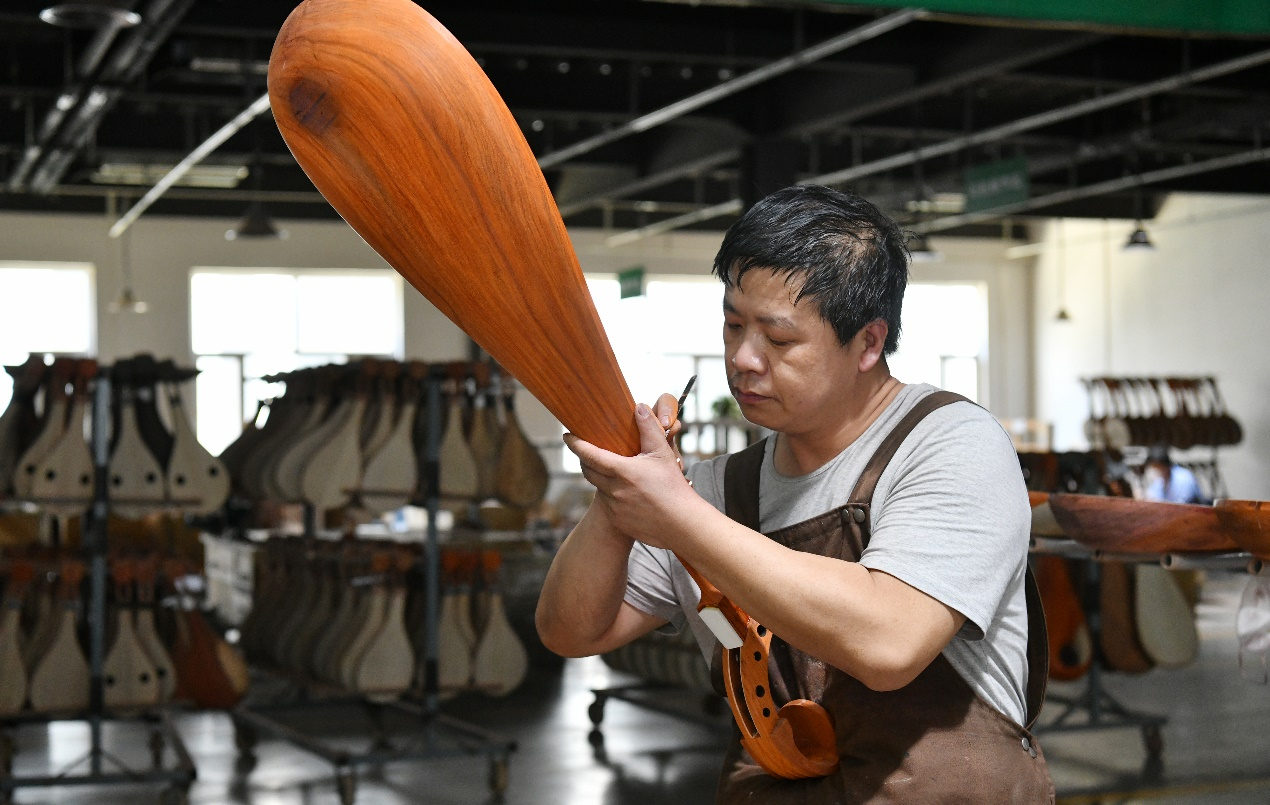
964,158 -> 1030,214
618,266 -> 645,299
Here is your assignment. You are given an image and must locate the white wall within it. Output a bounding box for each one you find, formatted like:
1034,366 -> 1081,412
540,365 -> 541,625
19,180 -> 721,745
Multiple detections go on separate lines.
1032,194 -> 1270,499
0,211 -> 1035,461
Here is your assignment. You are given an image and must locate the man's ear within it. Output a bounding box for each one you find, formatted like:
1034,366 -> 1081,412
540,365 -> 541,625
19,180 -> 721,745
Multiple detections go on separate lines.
857,320 -> 889,373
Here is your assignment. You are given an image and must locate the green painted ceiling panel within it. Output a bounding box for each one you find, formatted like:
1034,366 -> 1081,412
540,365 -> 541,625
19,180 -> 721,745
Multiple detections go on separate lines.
820,1 -> 1270,37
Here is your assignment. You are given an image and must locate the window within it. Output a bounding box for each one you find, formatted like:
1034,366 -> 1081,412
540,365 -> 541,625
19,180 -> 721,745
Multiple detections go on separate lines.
0,262 -> 95,409
888,282 -> 988,402
190,268 -> 403,455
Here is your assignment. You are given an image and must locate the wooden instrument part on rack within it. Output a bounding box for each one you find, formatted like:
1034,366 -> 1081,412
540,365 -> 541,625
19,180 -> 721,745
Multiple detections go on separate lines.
134,557 -> 176,702
0,560 -> 35,714
271,382 -> 341,502
438,369 -> 479,511
1033,556 -> 1091,681
108,366 -> 168,519
102,558 -> 161,709
128,355 -> 174,470
437,550 -> 475,698
0,356 -> 47,497
494,386 -> 549,510
312,545 -> 359,681
471,550 -> 528,697
1047,494 -> 1240,554
165,559 -> 248,708
301,362 -> 373,509
164,369 -> 231,516
29,359 -> 96,515
269,0 -> 833,777
338,549 -> 392,688
360,365 -> 423,515
467,364 -> 499,502
1098,561 -> 1154,674
29,559 -> 89,713
13,357 -> 74,500
354,549 -> 416,700
1134,565 -> 1199,669
1214,499 -> 1270,562
22,564 -> 58,671
361,362 -> 399,458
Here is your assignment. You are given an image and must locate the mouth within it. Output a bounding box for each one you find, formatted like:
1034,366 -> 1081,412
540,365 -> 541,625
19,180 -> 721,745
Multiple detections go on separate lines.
730,386 -> 770,406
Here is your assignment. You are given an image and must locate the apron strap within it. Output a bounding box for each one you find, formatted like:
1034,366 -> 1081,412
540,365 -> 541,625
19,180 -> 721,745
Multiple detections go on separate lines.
720,388 -> 1049,729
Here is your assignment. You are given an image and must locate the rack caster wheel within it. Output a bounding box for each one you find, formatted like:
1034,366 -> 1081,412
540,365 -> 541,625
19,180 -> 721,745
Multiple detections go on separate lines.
1142,724 -> 1164,757
336,770 -> 357,805
158,786 -> 189,805
488,755 -> 509,797
587,696 -> 606,726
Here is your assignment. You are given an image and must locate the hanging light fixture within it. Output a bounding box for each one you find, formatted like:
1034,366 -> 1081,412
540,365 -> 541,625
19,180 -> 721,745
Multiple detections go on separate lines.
227,122 -> 288,241
40,1 -> 141,29
226,200 -> 287,240
1054,219 -> 1070,322
1123,221 -> 1156,251
109,227 -> 148,313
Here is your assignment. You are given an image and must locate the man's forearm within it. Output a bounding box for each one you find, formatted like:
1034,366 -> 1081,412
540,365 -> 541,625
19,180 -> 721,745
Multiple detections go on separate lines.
535,501 -> 636,656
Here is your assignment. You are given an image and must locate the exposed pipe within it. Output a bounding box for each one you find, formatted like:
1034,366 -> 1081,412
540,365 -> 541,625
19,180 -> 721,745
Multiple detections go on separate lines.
557,149 -> 741,218
562,30 -> 1098,219
536,8 -> 924,170
604,198 -> 743,247
807,47 -> 1270,188
911,145 -> 1270,234
109,93 -> 271,238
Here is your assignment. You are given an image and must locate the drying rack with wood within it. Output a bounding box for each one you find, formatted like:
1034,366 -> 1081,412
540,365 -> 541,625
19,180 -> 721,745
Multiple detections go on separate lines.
0,369 -> 196,805
227,369 -> 516,804
1025,477 -> 1268,766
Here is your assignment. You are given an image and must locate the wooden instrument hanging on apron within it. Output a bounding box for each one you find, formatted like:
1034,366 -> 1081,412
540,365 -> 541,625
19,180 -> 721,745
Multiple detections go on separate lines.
269,0 -> 831,776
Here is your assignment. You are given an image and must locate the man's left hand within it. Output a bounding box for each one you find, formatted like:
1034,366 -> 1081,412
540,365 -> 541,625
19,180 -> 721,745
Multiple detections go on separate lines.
564,401 -> 703,550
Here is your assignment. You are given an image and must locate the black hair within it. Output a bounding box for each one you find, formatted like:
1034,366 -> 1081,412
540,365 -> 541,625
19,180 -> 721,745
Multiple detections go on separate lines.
1147,442 -> 1171,466
712,184 -> 909,354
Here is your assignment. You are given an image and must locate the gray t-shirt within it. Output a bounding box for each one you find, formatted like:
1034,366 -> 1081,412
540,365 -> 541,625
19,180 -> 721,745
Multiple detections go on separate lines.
623,383 -> 1031,725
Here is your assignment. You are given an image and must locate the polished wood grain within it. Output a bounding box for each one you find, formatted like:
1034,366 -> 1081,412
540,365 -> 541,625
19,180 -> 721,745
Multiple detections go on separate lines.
269,0 -> 638,457
1047,494 -> 1240,554
1214,499 -> 1270,561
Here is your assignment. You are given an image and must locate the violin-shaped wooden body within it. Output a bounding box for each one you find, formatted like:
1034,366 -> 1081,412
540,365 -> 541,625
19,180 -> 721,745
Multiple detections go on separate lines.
268,0 -> 835,778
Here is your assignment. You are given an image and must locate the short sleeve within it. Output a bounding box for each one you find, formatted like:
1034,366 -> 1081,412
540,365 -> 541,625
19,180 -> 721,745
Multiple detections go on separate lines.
858,404 -> 1030,640
624,541 -> 686,632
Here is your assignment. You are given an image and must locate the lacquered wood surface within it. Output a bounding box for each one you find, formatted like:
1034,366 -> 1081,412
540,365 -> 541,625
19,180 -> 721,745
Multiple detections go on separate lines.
1047,493 -> 1240,554
1214,499 -> 1270,561
269,0 -> 639,457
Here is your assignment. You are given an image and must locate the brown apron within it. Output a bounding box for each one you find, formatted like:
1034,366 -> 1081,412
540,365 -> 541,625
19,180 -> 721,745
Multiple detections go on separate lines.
713,391 -> 1054,804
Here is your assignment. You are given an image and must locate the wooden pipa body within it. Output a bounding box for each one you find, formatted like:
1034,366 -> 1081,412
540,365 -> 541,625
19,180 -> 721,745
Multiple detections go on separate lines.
269,0 -> 638,458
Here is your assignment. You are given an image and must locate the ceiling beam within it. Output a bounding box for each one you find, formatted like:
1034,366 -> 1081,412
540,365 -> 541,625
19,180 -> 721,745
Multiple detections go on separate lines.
535,8 -> 922,170
806,46 -> 1270,187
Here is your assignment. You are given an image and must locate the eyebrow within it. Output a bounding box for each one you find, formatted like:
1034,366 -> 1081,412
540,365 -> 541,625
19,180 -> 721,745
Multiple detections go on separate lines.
722,298 -> 798,330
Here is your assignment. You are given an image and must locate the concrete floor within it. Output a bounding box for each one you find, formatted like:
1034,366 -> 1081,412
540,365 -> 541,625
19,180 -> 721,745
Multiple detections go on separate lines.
3,574 -> 1268,804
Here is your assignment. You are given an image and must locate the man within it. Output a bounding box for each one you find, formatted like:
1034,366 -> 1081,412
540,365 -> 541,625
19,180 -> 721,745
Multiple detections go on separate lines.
536,185 -> 1053,802
1144,442 -> 1209,504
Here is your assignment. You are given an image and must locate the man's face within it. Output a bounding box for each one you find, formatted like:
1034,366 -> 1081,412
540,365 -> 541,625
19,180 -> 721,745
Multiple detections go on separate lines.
722,268 -> 861,436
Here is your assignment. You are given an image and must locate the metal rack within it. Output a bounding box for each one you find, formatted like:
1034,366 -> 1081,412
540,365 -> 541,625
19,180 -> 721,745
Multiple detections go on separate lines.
1029,536 -> 1260,764
0,373 -> 197,805
228,372 -> 516,804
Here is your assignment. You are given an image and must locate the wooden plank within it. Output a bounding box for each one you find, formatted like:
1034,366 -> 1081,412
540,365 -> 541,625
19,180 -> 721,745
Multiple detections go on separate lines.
1047,494 -> 1240,554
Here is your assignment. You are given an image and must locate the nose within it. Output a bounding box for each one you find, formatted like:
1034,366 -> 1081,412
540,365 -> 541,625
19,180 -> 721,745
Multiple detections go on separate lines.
730,334 -> 765,375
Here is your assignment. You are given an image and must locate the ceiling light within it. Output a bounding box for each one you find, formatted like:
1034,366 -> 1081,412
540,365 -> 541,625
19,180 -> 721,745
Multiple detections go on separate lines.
557,61 -> 571,74
92,162 -> 248,188
599,63 -> 612,76
530,119 -> 544,132
1055,308 -> 1070,322
680,66 -> 694,80
514,58 -> 527,71
109,286 -> 148,314
718,68 -> 734,80
1123,222 -> 1156,251
908,234 -> 943,263
40,1 -> 141,29
226,202 -> 288,241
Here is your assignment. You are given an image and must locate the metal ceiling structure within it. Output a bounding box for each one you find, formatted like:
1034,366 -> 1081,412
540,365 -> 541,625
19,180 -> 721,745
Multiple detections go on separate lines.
2,0 -> 1269,240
